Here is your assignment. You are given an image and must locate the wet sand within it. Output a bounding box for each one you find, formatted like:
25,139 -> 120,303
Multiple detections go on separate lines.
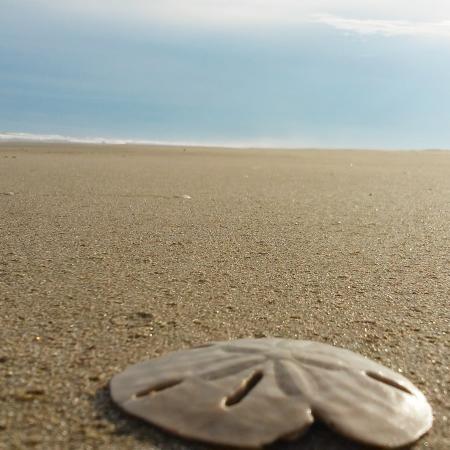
0,143 -> 449,449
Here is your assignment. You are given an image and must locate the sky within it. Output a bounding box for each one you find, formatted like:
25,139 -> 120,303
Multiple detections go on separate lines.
1,0 -> 450,148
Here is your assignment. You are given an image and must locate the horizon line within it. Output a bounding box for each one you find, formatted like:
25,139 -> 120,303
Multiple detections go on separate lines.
0,131 -> 448,152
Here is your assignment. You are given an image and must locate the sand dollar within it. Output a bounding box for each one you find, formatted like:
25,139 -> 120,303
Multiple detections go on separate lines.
110,338 -> 432,448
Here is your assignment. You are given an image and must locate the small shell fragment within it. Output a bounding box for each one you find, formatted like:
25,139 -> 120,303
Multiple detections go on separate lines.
110,338 -> 432,448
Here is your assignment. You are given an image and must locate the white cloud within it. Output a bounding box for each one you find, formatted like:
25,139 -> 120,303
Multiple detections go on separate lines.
15,0 -> 450,37
25,0 -> 450,25
312,15 -> 450,38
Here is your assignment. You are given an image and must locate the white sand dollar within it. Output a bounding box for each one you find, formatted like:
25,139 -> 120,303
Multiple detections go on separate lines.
110,338 -> 432,448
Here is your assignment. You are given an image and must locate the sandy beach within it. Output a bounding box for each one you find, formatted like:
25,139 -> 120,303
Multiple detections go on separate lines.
0,143 -> 449,450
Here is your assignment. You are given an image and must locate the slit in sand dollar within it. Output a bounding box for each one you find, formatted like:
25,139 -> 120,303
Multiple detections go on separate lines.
110,338 -> 432,448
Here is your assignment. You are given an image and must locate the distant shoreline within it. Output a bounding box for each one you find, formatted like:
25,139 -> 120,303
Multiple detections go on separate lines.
1,132 -> 449,152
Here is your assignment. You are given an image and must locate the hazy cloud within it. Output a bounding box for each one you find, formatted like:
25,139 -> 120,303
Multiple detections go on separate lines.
20,0 -> 450,29
313,15 -> 450,38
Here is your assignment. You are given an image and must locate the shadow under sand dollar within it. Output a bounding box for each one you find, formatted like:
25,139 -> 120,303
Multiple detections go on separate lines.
270,425 -> 378,450
93,384 -> 383,450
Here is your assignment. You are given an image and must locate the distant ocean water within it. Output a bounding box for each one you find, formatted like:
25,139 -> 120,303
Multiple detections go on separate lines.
0,131 -> 287,148
0,132 -> 298,149
1,132 -> 447,151
0,131 -> 200,146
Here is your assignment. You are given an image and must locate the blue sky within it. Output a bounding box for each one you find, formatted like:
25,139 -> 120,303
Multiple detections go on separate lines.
2,0 -> 450,148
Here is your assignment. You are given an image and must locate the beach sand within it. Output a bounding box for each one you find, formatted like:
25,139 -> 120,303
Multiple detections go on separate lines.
0,143 -> 449,449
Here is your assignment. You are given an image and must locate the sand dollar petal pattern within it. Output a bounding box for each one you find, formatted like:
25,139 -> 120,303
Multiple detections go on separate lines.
275,340 -> 433,448
110,338 -> 432,448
